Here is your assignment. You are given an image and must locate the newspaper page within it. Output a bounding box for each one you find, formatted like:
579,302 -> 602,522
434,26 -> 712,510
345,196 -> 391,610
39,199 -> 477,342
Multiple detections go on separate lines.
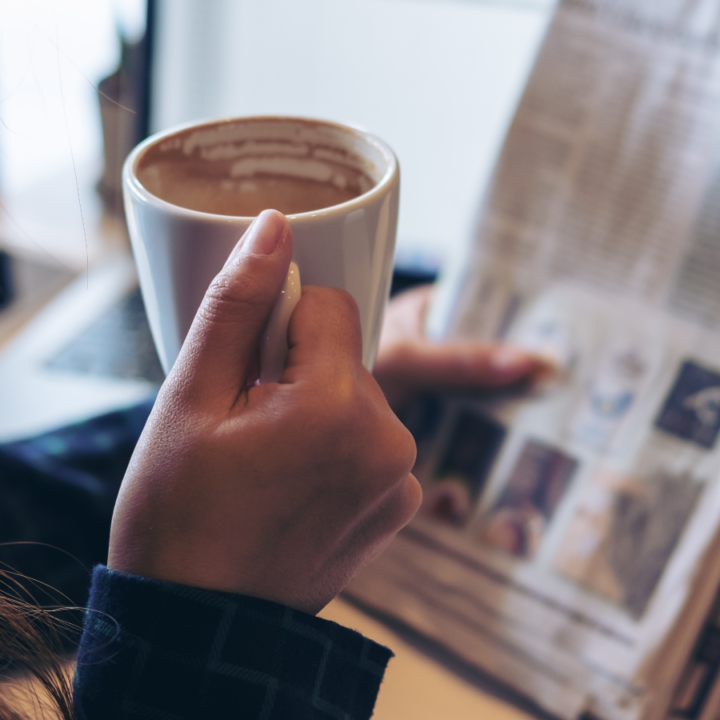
345,2 -> 720,720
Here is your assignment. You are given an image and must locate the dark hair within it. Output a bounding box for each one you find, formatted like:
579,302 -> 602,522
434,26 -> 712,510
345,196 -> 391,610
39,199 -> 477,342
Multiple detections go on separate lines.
0,569 -> 77,720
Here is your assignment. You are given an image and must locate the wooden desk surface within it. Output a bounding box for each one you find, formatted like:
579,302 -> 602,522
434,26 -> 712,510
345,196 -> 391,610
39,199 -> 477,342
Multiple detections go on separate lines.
320,597 -> 534,720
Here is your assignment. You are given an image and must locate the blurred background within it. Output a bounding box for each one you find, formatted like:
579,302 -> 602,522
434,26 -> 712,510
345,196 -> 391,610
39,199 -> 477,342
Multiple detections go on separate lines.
0,0 -> 554,435
0,2 -> 554,711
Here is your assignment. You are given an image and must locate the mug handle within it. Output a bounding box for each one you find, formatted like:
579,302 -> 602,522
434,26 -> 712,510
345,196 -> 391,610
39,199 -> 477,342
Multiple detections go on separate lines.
259,262 -> 301,383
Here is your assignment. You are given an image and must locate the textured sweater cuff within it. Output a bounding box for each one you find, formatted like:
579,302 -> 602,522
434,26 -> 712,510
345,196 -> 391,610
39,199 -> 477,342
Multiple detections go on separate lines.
74,565 -> 392,720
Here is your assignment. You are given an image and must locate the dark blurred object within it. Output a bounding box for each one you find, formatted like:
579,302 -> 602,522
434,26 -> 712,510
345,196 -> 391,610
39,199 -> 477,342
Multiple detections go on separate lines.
48,287 -> 164,383
0,250 -> 13,310
390,267 -> 438,297
96,2 -> 155,216
0,254 -> 75,346
0,399 -> 153,649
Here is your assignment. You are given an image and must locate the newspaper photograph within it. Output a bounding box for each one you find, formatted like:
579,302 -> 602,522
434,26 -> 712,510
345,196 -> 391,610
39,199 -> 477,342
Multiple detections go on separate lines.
345,2 -> 720,720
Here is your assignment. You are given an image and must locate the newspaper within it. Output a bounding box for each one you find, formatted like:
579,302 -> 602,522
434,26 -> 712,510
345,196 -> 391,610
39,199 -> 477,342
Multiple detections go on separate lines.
345,2 -> 720,720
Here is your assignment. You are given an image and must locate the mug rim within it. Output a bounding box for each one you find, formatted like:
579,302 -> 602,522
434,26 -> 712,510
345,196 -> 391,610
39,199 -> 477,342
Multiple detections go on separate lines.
123,115 -> 399,223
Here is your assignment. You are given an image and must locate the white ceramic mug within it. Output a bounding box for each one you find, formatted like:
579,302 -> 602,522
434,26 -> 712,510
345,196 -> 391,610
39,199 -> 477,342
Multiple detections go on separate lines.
122,116 -> 400,380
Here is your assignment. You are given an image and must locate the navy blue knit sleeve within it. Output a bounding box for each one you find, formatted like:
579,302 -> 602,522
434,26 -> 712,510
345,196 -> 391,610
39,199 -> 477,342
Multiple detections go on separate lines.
74,566 -> 392,720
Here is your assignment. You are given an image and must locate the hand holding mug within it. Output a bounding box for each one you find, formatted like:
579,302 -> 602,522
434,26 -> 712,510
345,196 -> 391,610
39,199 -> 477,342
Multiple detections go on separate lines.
108,211 -> 421,615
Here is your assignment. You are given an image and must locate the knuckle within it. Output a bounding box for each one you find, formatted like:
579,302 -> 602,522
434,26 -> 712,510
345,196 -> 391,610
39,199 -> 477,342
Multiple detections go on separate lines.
306,286 -> 359,320
330,288 -> 361,320
386,422 -> 417,479
199,270 -> 267,324
313,378 -> 362,436
357,413 -> 417,485
303,368 -> 415,490
296,287 -> 363,358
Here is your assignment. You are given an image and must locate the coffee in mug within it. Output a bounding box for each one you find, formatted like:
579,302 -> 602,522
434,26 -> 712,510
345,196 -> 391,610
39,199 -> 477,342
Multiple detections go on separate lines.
136,147 -> 372,217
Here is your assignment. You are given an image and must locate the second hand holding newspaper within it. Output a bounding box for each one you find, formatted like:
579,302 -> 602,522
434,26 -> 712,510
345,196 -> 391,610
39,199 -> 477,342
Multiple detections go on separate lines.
347,2 -> 720,720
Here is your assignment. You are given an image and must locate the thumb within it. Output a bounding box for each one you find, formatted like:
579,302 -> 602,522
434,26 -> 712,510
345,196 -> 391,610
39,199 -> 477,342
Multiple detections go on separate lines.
171,209 -> 293,404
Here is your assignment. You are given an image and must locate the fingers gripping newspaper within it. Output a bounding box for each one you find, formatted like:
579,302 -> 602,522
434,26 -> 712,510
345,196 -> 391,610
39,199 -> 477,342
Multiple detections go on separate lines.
345,2 -> 720,720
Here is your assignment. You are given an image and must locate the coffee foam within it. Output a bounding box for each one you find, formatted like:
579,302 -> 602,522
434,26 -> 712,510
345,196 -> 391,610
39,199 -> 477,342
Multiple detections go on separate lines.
177,119 -> 384,176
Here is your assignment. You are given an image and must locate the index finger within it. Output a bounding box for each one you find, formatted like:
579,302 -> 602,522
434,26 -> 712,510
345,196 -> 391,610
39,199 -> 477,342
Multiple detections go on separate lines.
281,286 -> 364,382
